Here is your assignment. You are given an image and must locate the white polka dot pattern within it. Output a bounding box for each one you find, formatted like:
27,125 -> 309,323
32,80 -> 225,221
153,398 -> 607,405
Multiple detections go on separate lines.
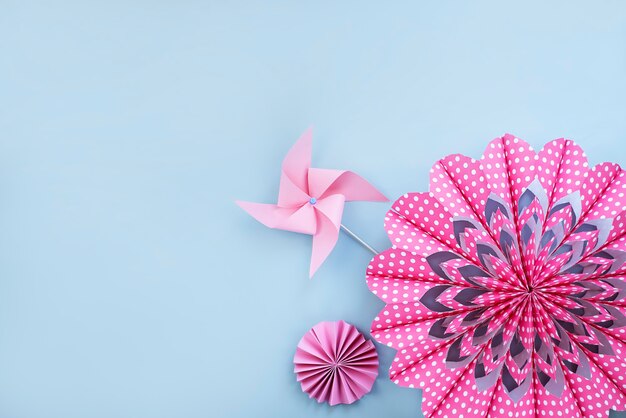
480,134 -> 537,214
579,163 -> 625,219
537,138 -> 589,208
366,135 -> 626,418
384,192 -> 455,258
430,155 -> 491,222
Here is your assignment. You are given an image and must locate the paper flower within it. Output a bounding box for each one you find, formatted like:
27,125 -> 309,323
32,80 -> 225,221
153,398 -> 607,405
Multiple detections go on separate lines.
237,128 -> 387,277
367,135 -> 626,417
293,320 -> 379,405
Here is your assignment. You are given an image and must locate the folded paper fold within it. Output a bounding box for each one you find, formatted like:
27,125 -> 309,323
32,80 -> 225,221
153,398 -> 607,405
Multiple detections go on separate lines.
293,320 -> 378,406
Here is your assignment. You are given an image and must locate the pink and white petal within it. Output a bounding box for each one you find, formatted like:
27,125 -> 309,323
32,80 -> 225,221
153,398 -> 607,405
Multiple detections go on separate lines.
428,158 -> 475,220
386,192 -> 458,249
480,134 -> 538,214
532,373 -> 583,418
371,316 -> 447,352
573,333 -> 626,414
455,226 -> 502,272
570,165 -> 626,267
583,168 -> 626,222
483,365 -> 582,418
605,234 -> 626,253
484,376 -> 549,418
385,193 -> 482,266
367,276 -> 448,306
561,355 -> 626,418
537,138 -> 589,209
385,209 -> 453,257
604,210 -> 626,249
369,299 -> 477,338
366,249 -> 443,283
420,356 -> 479,417
430,370 -> 497,417
579,162 -> 624,219
430,154 -> 491,224
388,337 -> 456,386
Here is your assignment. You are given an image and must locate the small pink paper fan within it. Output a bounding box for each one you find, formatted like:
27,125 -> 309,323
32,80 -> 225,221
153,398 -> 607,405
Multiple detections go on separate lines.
293,320 -> 379,406
367,135 -> 626,417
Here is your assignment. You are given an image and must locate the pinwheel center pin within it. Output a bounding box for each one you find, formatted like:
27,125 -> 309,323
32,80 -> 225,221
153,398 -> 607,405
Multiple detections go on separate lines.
309,197 -> 317,205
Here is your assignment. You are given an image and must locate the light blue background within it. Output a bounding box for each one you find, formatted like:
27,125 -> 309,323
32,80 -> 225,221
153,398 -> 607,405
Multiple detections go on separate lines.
1,1 -> 626,417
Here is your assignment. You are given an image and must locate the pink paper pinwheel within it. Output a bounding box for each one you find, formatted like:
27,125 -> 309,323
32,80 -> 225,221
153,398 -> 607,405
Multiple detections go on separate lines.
237,128 -> 387,276
367,135 -> 626,417
294,320 -> 379,405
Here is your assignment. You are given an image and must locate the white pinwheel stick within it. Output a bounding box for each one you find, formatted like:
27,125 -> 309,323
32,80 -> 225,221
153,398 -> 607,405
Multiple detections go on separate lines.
340,224 -> 379,255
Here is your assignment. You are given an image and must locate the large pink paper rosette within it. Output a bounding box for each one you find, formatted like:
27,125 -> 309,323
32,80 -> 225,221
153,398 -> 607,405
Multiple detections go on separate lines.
293,320 -> 379,405
367,134 -> 626,417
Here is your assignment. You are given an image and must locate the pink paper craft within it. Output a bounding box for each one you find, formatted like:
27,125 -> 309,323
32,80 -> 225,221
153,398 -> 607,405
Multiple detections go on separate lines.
237,128 -> 387,277
293,320 -> 379,405
367,134 -> 626,417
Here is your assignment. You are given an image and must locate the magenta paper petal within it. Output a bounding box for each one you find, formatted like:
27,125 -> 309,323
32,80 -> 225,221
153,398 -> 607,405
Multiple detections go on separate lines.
367,135 -> 626,417
294,320 -> 379,406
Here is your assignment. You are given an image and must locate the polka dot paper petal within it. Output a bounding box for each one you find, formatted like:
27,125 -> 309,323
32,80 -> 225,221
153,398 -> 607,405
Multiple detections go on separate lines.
293,320 -> 379,406
367,134 -> 626,417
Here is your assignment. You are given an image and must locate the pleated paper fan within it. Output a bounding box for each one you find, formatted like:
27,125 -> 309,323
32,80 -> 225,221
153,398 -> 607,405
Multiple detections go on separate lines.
293,320 -> 379,406
367,134 -> 626,417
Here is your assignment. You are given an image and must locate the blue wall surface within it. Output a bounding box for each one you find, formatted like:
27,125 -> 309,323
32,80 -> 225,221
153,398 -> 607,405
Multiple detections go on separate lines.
1,1 -> 626,417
